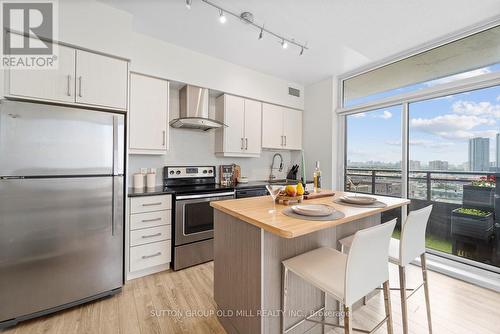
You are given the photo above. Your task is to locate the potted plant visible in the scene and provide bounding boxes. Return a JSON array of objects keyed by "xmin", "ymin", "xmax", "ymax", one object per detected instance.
[
  {"xmin": 463, "ymin": 175, "xmax": 495, "ymax": 211},
  {"xmin": 451, "ymin": 208, "xmax": 494, "ymax": 240}
]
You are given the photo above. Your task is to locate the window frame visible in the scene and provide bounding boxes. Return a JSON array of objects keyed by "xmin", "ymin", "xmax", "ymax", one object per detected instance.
[{"xmin": 337, "ymin": 20, "xmax": 500, "ymax": 275}]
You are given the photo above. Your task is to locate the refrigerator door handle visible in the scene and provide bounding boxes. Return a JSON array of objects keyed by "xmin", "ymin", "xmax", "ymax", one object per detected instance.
[{"xmin": 112, "ymin": 115, "xmax": 125, "ymax": 176}]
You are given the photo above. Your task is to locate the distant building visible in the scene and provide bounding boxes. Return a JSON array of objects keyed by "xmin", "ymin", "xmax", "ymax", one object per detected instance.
[
  {"xmin": 429, "ymin": 160, "xmax": 449, "ymax": 170},
  {"xmin": 409, "ymin": 160, "xmax": 421, "ymax": 170},
  {"xmin": 496, "ymin": 133, "xmax": 500, "ymax": 168},
  {"xmin": 468, "ymin": 137, "xmax": 490, "ymax": 172}
]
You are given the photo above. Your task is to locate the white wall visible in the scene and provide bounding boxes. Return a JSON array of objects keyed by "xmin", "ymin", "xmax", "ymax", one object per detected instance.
[
  {"xmin": 58, "ymin": 0, "xmax": 303, "ymax": 110},
  {"xmin": 303, "ymin": 77, "xmax": 339, "ymax": 190},
  {"xmin": 53, "ymin": 0, "xmax": 304, "ymax": 185}
]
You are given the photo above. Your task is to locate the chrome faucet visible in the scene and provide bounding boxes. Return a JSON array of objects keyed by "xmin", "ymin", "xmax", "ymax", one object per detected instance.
[{"xmin": 269, "ymin": 153, "xmax": 283, "ymax": 181}]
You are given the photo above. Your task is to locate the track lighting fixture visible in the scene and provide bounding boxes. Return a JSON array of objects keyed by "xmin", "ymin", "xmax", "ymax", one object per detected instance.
[
  {"xmin": 218, "ymin": 9, "xmax": 226, "ymax": 24},
  {"xmin": 194, "ymin": 0, "xmax": 308, "ymax": 55},
  {"xmin": 185, "ymin": 0, "xmax": 192, "ymax": 9}
]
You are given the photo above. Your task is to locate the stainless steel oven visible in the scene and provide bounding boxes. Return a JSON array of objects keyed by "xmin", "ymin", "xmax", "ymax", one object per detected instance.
[{"xmin": 175, "ymin": 191, "xmax": 235, "ymax": 245}]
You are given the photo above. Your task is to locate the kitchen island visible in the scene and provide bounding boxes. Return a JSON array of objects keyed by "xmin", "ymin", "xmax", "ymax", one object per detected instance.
[{"xmin": 210, "ymin": 191, "xmax": 409, "ymax": 334}]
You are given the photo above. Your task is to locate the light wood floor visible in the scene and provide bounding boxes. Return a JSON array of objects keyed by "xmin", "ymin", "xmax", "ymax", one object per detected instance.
[{"xmin": 2, "ymin": 262, "xmax": 500, "ymax": 334}]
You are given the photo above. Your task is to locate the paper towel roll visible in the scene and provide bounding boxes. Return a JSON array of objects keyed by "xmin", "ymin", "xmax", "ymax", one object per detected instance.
[{"xmin": 133, "ymin": 173, "xmax": 144, "ymax": 189}]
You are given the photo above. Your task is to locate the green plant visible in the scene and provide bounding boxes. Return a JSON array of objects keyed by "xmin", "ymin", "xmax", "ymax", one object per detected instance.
[{"xmin": 455, "ymin": 208, "xmax": 491, "ymax": 217}]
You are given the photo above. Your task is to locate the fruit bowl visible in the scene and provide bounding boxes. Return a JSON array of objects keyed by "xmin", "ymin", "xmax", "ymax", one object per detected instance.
[{"xmin": 275, "ymin": 193, "xmax": 303, "ymax": 205}]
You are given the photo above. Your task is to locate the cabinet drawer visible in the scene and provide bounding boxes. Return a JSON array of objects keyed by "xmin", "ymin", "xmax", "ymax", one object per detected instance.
[
  {"xmin": 130, "ymin": 210, "xmax": 171, "ymax": 230},
  {"xmin": 130, "ymin": 195, "xmax": 171, "ymax": 214},
  {"xmin": 130, "ymin": 225, "xmax": 171, "ymax": 247},
  {"xmin": 130, "ymin": 240, "xmax": 171, "ymax": 272}
]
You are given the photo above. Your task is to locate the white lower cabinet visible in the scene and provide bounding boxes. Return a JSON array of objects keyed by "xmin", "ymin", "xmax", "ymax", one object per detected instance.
[
  {"xmin": 128, "ymin": 195, "xmax": 172, "ymax": 279},
  {"xmin": 130, "ymin": 240, "xmax": 171, "ymax": 272}
]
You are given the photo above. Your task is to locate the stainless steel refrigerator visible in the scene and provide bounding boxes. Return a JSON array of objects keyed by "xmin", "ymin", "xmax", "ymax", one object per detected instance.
[{"xmin": 0, "ymin": 100, "xmax": 125, "ymax": 327}]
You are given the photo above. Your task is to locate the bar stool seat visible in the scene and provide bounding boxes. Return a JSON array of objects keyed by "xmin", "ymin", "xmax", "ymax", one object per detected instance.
[
  {"xmin": 281, "ymin": 220, "xmax": 397, "ymax": 334},
  {"xmin": 340, "ymin": 235, "xmax": 400, "ymax": 265},
  {"xmin": 283, "ymin": 247, "xmax": 347, "ymax": 302},
  {"xmin": 338, "ymin": 205, "xmax": 434, "ymax": 334}
]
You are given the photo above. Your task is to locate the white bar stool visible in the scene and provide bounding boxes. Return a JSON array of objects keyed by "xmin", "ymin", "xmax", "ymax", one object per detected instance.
[
  {"xmin": 281, "ymin": 219, "xmax": 397, "ymax": 334},
  {"xmin": 338, "ymin": 205, "xmax": 433, "ymax": 334}
]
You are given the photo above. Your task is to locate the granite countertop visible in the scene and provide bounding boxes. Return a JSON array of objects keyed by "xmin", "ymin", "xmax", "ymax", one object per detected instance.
[
  {"xmin": 128, "ymin": 186, "xmax": 174, "ymax": 197},
  {"xmin": 128, "ymin": 180, "xmax": 314, "ymax": 197}
]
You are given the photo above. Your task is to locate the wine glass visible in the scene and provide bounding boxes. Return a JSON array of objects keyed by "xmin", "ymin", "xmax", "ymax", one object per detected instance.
[
  {"xmin": 351, "ymin": 178, "xmax": 361, "ymax": 196},
  {"xmin": 266, "ymin": 185, "xmax": 283, "ymax": 213}
]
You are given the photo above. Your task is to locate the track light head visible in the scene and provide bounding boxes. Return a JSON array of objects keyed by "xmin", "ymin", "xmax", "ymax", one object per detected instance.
[
  {"xmin": 185, "ymin": 0, "xmax": 192, "ymax": 9},
  {"xmin": 299, "ymin": 47, "xmax": 304, "ymax": 56},
  {"xmin": 219, "ymin": 9, "xmax": 226, "ymax": 23},
  {"xmin": 258, "ymin": 28, "xmax": 263, "ymax": 40},
  {"xmin": 281, "ymin": 39, "xmax": 288, "ymax": 49}
]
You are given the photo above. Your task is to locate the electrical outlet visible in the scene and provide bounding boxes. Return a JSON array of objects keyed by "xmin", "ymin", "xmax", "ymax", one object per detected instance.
[
  {"xmin": 149, "ymin": 168, "xmax": 156, "ymax": 174},
  {"xmin": 140, "ymin": 168, "xmax": 148, "ymax": 174}
]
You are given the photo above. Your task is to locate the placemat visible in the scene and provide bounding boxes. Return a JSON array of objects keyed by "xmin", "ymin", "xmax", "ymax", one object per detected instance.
[
  {"xmin": 333, "ymin": 198, "xmax": 387, "ymax": 208},
  {"xmin": 282, "ymin": 207, "xmax": 345, "ymax": 221}
]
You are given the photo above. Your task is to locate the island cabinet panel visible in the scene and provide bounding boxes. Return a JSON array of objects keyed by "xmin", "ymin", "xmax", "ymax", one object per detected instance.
[{"xmin": 214, "ymin": 208, "xmax": 382, "ymax": 334}]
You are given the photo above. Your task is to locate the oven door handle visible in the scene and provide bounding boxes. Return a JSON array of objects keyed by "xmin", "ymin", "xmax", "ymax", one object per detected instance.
[{"xmin": 176, "ymin": 191, "xmax": 235, "ymax": 200}]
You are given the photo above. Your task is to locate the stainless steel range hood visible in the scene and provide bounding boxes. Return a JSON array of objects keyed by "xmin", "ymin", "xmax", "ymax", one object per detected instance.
[{"xmin": 170, "ymin": 85, "xmax": 225, "ymax": 131}]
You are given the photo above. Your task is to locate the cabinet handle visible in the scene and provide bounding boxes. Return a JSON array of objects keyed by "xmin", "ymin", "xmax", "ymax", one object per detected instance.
[
  {"xmin": 284, "ymin": 135, "xmax": 287, "ymax": 147},
  {"xmin": 141, "ymin": 217, "xmax": 162, "ymax": 223},
  {"xmin": 162, "ymin": 130, "xmax": 166, "ymax": 146},
  {"xmin": 281, "ymin": 135, "xmax": 284, "ymax": 146},
  {"xmin": 142, "ymin": 252, "xmax": 162, "ymax": 259},
  {"xmin": 78, "ymin": 76, "xmax": 83, "ymax": 97},
  {"xmin": 141, "ymin": 232, "xmax": 162, "ymax": 239},
  {"xmin": 245, "ymin": 138, "xmax": 248, "ymax": 150},
  {"xmin": 142, "ymin": 202, "xmax": 162, "ymax": 207},
  {"xmin": 66, "ymin": 75, "xmax": 71, "ymax": 96},
  {"xmin": 241, "ymin": 138, "xmax": 244, "ymax": 150}
]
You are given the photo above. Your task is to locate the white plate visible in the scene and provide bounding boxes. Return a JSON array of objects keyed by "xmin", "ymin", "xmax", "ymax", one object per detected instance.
[
  {"xmin": 291, "ymin": 204, "xmax": 334, "ymax": 217},
  {"xmin": 340, "ymin": 195, "xmax": 377, "ymax": 205}
]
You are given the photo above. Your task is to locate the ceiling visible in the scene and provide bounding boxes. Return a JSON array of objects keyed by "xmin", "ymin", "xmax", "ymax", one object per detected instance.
[{"xmin": 100, "ymin": 0, "xmax": 500, "ymax": 85}]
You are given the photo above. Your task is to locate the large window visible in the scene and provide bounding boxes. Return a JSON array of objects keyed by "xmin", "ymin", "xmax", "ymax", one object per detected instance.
[
  {"xmin": 408, "ymin": 85, "xmax": 500, "ymax": 266},
  {"xmin": 345, "ymin": 105, "xmax": 403, "ymax": 228},
  {"xmin": 341, "ymin": 23, "xmax": 500, "ymax": 271}
]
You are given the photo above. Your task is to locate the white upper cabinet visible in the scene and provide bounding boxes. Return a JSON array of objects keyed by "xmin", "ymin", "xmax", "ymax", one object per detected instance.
[
  {"xmin": 244, "ymin": 99, "xmax": 262, "ymax": 155},
  {"xmin": 7, "ymin": 39, "xmax": 128, "ymax": 111},
  {"xmin": 283, "ymin": 108, "xmax": 302, "ymax": 150},
  {"xmin": 75, "ymin": 50, "xmax": 128, "ymax": 110},
  {"xmin": 215, "ymin": 94, "xmax": 262, "ymax": 157},
  {"xmin": 129, "ymin": 73, "xmax": 169, "ymax": 155},
  {"xmin": 262, "ymin": 103, "xmax": 302, "ymax": 150},
  {"xmin": 8, "ymin": 44, "xmax": 76, "ymax": 103},
  {"xmin": 262, "ymin": 103, "xmax": 284, "ymax": 149}
]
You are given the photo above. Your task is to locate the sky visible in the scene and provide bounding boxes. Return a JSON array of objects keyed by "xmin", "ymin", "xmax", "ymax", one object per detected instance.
[{"xmin": 346, "ymin": 64, "xmax": 500, "ymax": 167}]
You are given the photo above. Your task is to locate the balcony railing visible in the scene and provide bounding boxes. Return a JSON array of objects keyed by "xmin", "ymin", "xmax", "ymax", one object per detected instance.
[{"xmin": 345, "ymin": 167, "xmax": 500, "ymax": 270}]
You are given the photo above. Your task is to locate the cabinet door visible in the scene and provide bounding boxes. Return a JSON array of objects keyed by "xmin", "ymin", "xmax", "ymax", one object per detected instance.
[
  {"xmin": 75, "ymin": 50, "xmax": 128, "ymax": 110},
  {"xmin": 224, "ymin": 95, "xmax": 245, "ymax": 153},
  {"xmin": 244, "ymin": 99, "xmax": 262, "ymax": 154},
  {"xmin": 9, "ymin": 44, "xmax": 75, "ymax": 103},
  {"xmin": 129, "ymin": 73, "xmax": 169, "ymax": 153},
  {"xmin": 262, "ymin": 103, "xmax": 284, "ymax": 149},
  {"xmin": 283, "ymin": 108, "xmax": 302, "ymax": 150}
]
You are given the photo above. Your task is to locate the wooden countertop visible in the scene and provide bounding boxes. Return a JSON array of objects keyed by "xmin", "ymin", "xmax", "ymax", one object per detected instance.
[{"xmin": 211, "ymin": 191, "xmax": 410, "ymax": 238}]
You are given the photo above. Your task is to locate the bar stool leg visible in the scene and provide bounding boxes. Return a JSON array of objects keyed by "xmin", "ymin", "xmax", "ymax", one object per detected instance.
[
  {"xmin": 343, "ymin": 305, "xmax": 352, "ymax": 334},
  {"xmin": 421, "ymin": 254, "xmax": 433, "ymax": 334},
  {"xmin": 382, "ymin": 280, "xmax": 394, "ymax": 334},
  {"xmin": 398, "ymin": 265, "xmax": 409, "ymax": 334},
  {"xmin": 281, "ymin": 266, "xmax": 289, "ymax": 334}
]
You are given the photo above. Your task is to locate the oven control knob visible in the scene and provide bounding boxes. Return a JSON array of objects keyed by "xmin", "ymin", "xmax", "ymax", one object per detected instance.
[
  {"xmin": 203, "ymin": 170, "xmax": 207, "ymax": 174},
  {"xmin": 169, "ymin": 170, "xmax": 174, "ymax": 175},
  {"xmin": 176, "ymin": 170, "xmax": 181, "ymax": 175},
  {"xmin": 208, "ymin": 170, "xmax": 213, "ymax": 174}
]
